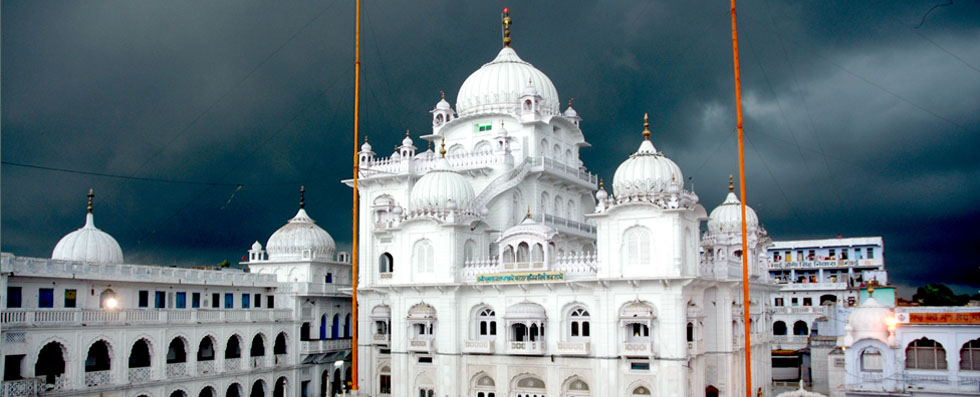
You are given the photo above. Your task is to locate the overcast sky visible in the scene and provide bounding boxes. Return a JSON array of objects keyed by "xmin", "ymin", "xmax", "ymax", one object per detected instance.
[{"xmin": 3, "ymin": 1, "xmax": 978, "ymax": 297}]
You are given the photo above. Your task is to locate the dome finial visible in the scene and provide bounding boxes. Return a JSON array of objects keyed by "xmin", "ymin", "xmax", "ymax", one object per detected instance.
[
  {"xmin": 440, "ymin": 90, "xmax": 445, "ymax": 99},
  {"xmin": 406, "ymin": 129, "xmax": 411, "ymax": 137},
  {"xmin": 642, "ymin": 113, "xmax": 651, "ymax": 140},
  {"xmin": 299, "ymin": 185, "xmax": 306, "ymax": 209},
  {"xmin": 868, "ymin": 285, "xmax": 875, "ymax": 298},
  {"xmin": 599, "ymin": 178, "xmax": 604, "ymax": 188},
  {"xmin": 729, "ymin": 174, "xmax": 734, "ymax": 192},
  {"xmin": 502, "ymin": 8, "xmax": 512, "ymax": 47},
  {"xmin": 87, "ymin": 188, "xmax": 95, "ymax": 213},
  {"xmin": 440, "ymin": 137, "xmax": 447, "ymax": 158},
  {"xmin": 568, "ymin": 97, "xmax": 574, "ymax": 108},
  {"xmin": 364, "ymin": 136, "xmax": 369, "ymax": 143}
]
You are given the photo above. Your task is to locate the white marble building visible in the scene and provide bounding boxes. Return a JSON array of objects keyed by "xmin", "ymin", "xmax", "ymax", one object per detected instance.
[
  {"xmin": 1, "ymin": 190, "xmax": 353, "ymax": 397},
  {"xmin": 349, "ymin": 14, "xmax": 776, "ymax": 397},
  {"xmin": 828, "ymin": 292, "xmax": 980, "ymax": 396}
]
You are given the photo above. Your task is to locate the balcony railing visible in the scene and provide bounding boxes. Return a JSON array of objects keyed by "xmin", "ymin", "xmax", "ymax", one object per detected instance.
[
  {"xmin": 772, "ymin": 306, "xmax": 825, "ymax": 314},
  {"xmin": 408, "ymin": 338, "xmax": 434, "ymax": 353},
  {"xmin": 621, "ymin": 341, "xmax": 653, "ymax": 357},
  {"xmin": 166, "ymin": 362, "xmax": 187, "ymax": 377},
  {"xmin": 508, "ymin": 341, "xmax": 545, "ymax": 355},
  {"xmin": 129, "ymin": 367, "xmax": 151, "ymax": 383},
  {"xmin": 301, "ymin": 339, "xmax": 352, "ymax": 354},
  {"xmin": 529, "ymin": 156, "xmax": 598, "ymax": 186},
  {"xmin": 2, "ymin": 379, "xmax": 39, "ymax": 397},
  {"xmin": 225, "ymin": 358, "xmax": 241, "ymax": 371},
  {"xmin": 84, "ymin": 370, "xmax": 110, "ymax": 387},
  {"xmin": 0, "ymin": 309, "xmax": 293, "ymax": 328},
  {"xmin": 772, "ymin": 335, "xmax": 809, "ymax": 345},
  {"xmin": 372, "ymin": 333, "xmax": 390, "ymax": 345},
  {"xmin": 274, "ymin": 353, "xmax": 288, "ymax": 367},
  {"xmin": 557, "ymin": 341, "xmax": 590, "ymax": 356},
  {"xmin": 250, "ymin": 356, "xmax": 265, "ymax": 369},
  {"xmin": 197, "ymin": 360, "xmax": 216, "ymax": 375},
  {"xmin": 463, "ymin": 339, "xmax": 495, "ymax": 354}
]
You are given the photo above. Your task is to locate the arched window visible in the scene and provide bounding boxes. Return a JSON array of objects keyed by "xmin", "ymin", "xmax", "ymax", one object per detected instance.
[
  {"xmin": 793, "ymin": 321, "xmax": 809, "ymax": 336},
  {"xmin": 225, "ymin": 336, "xmax": 241, "ymax": 359},
  {"xmin": 554, "ymin": 195, "xmax": 564, "ymax": 218},
  {"xmin": 569, "ymin": 307, "xmax": 591, "ymax": 340},
  {"xmin": 197, "ymin": 336, "xmax": 215, "ymax": 362},
  {"xmin": 345, "ymin": 313, "xmax": 352, "ymax": 338},
  {"xmin": 331, "ymin": 314, "xmax": 340, "ymax": 339},
  {"xmin": 531, "ymin": 244, "xmax": 544, "ymax": 265},
  {"xmin": 413, "ymin": 240, "xmax": 434, "ymax": 273},
  {"xmin": 906, "ymin": 338, "xmax": 947, "ymax": 369},
  {"xmin": 961, "ymin": 339, "xmax": 980, "ymax": 370},
  {"xmin": 503, "ymin": 246, "xmax": 515, "ymax": 265},
  {"xmin": 513, "ymin": 375, "xmax": 546, "ymax": 397},
  {"xmin": 632, "ymin": 385, "xmax": 652, "ymax": 395},
  {"xmin": 250, "ymin": 334, "xmax": 265, "ymax": 357},
  {"xmin": 320, "ymin": 315, "xmax": 328, "ymax": 340},
  {"xmin": 167, "ymin": 337, "xmax": 188, "ymax": 364},
  {"xmin": 35, "ymin": 342, "xmax": 66, "ymax": 385},
  {"xmin": 516, "ymin": 242, "xmax": 530, "ymax": 263},
  {"xmin": 300, "ymin": 322, "xmax": 311, "ymax": 341},
  {"xmin": 273, "ymin": 377, "xmax": 287, "ymax": 397},
  {"xmin": 773, "ymin": 321, "xmax": 787, "ymax": 335},
  {"xmin": 623, "ymin": 227, "xmax": 652, "ymax": 265},
  {"xmin": 687, "ymin": 322, "xmax": 694, "ymax": 342},
  {"xmin": 129, "ymin": 339, "xmax": 152, "ymax": 368},
  {"xmin": 567, "ymin": 199, "xmax": 575, "ymax": 220},
  {"xmin": 473, "ymin": 374, "xmax": 495, "ymax": 397},
  {"xmin": 274, "ymin": 332, "xmax": 288, "ymax": 355},
  {"xmin": 477, "ymin": 307, "xmax": 497, "ymax": 338},
  {"xmin": 861, "ymin": 347, "xmax": 883, "ymax": 372},
  {"xmin": 199, "ymin": 386, "xmax": 217, "ymax": 397},
  {"xmin": 250, "ymin": 379, "xmax": 265, "ymax": 397},
  {"xmin": 170, "ymin": 391, "xmax": 188, "ymax": 397},
  {"xmin": 378, "ymin": 366, "xmax": 392, "ymax": 395},
  {"xmin": 379, "ymin": 253, "xmax": 393, "ymax": 273},
  {"xmin": 464, "ymin": 240, "xmax": 477, "ymax": 263},
  {"xmin": 85, "ymin": 340, "xmax": 111, "ymax": 372}
]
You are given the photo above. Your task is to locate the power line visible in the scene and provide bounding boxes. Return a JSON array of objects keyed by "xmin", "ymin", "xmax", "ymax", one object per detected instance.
[{"xmin": 1, "ymin": 160, "xmax": 299, "ymax": 187}]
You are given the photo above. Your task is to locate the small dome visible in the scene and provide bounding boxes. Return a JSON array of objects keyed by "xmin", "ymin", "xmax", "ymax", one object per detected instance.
[
  {"xmin": 595, "ymin": 180, "xmax": 608, "ymax": 201},
  {"xmin": 409, "ymin": 157, "xmax": 475, "ymax": 212},
  {"xmin": 360, "ymin": 140, "xmax": 373, "ymax": 153},
  {"xmin": 504, "ymin": 301, "xmax": 547, "ymax": 320},
  {"xmin": 456, "ymin": 47, "xmax": 560, "ymax": 117},
  {"xmin": 251, "ymin": 241, "xmax": 263, "ymax": 251},
  {"xmin": 707, "ymin": 189, "xmax": 760, "ymax": 234},
  {"xmin": 402, "ymin": 134, "xmax": 414, "ymax": 147},
  {"xmin": 435, "ymin": 97, "xmax": 451, "ymax": 110},
  {"xmin": 612, "ymin": 118, "xmax": 684, "ymax": 198},
  {"xmin": 564, "ymin": 105, "xmax": 579, "ymax": 118},
  {"xmin": 522, "ymin": 80, "xmax": 538, "ymax": 97},
  {"xmin": 266, "ymin": 208, "xmax": 336, "ymax": 261},
  {"xmin": 371, "ymin": 305, "xmax": 391, "ymax": 318},
  {"xmin": 846, "ymin": 296, "xmax": 891, "ymax": 343},
  {"xmin": 499, "ymin": 216, "xmax": 558, "ymax": 242},
  {"xmin": 52, "ymin": 213, "xmax": 124, "ymax": 264}
]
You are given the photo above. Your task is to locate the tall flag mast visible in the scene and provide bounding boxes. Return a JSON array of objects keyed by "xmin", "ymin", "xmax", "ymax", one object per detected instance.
[
  {"xmin": 351, "ymin": 0, "xmax": 361, "ymax": 392},
  {"xmin": 729, "ymin": 0, "xmax": 753, "ymax": 395}
]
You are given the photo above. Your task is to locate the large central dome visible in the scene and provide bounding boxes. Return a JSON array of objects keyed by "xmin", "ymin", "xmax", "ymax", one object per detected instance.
[{"xmin": 456, "ymin": 47, "xmax": 560, "ymax": 117}]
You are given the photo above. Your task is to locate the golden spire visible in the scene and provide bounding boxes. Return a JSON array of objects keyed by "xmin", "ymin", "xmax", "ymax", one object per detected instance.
[
  {"xmin": 502, "ymin": 8, "xmax": 512, "ymax": 47},
  {"xmin": 439, "ymin": 137, "xmax": 447, "ymax": 157},
  {"xmin": 868, "ymin": 285, "xmax": 875, "ymax": 298},
  {"xmin": 364, "ymin": 136, "xmax": 369, "ymax": 143},
  {"xmin": 440, "ymin": 90, "xmax": 445, "ymax": 100},
  {"xmin": 300, "ymin": 185, "xmax": 306, "ymax": 209},
  {"xmin": 599, "ymin": 178, "xmax": 604, "ymax": 189},
  {"xmin": 87, "ymin": 189, "xmax": 94, "ymax": 213},
  {"xmin": 526, "ymin": 206, "xmax": 531, "ymax": 219},
  {"xmin": 568, "ymin": 98, "xmax": 574, "ymax": 108},
  {"xmin": 729, "ymin": 174, "xmax": 734, "ymax": 192},
  {"xmin": 406, "ymin": 129, "xmax": 410, "ymax": 137},
  {"xmin": 642, "ymin": 113, "xmax": 651, "ymax": 140}
]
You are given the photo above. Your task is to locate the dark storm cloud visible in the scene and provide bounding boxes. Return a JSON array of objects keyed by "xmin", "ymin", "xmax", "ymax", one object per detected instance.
[{"xmin": 3, "ymin": 0, "xmax": 979, "ymax": 296}]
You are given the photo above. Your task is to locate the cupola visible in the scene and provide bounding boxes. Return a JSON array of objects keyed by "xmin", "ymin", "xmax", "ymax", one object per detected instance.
[
  {"xmin": 265, "ymin": 186, "xmax": 336, "ymax": 261},
  {"xmin": 430, "ymin": 90, "xmax": 455, "ymax": 130},
  {"xmin": 52, "ymin": 189, "xmax": 124, "ymax": 264},
  {"xmin": 707, "ymin": 175, "xmax": 760, "ymax": 234},
  {"xmin": 564, "ymin": 98, "xmax": 581, "ymax": 126},
  {"xmin": 611, "ymin": 114, "xmax": 684, "ymax": 199},
  {"xmin": 409, "ymin": 139, "xmax": 476, "ymax": 213}
]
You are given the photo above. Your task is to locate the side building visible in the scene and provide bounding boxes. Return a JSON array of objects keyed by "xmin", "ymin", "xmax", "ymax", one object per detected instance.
[{"xmin": 1, "ymin": 192, "xmax": 353, "ymax": 397}]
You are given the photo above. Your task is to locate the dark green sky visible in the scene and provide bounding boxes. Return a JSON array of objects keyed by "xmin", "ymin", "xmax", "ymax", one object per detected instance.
[{"xmin": 3, "ymin": 0, "xmax": 979, "ymax": 296}]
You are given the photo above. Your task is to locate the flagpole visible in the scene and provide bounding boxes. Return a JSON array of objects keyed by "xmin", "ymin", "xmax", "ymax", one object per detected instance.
[
  {"xmin": 351, "ymin": 0, "xmax": 361, "ymax": 392},
  {"xmin": 729, "ymin": 0, "xmax": 753, "ymax": 396}
]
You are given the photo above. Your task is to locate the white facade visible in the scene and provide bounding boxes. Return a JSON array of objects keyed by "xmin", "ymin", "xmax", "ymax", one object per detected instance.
[
  {"xmin": 1, "ymin": 200, "xmax": 353, "ymax": 397},
  {"xmin": 348, "ymin": 23, "xmax": 776, "ymax": 397},
  {"xmin": 830, "ymin": 302, "xmax": 980, "ymax": 396}
]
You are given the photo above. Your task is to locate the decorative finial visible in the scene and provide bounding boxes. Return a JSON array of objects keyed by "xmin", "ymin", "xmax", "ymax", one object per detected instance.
[
  {"xmin": 439, "ymin": 137, "xmax": 446, "ymax": 157},
  {"xmin": 87, "ymin": 188, "xmax": 94, "ymax": 213},
  {"xmin": 502, "ymin": 8, "xmax": 512, "ymax": 47},
  {"xmin": 526, "ymin": 206, "xmax": 531, "ymax": 219},
  {"xmin": 868, "ymin": 285, "xmax": 875, "ymax": 298},
  {"xmin": 568, "ymin": 98, "xmax": 574, "ymax": 108},
  {"xmin": 729, "ymin": 174, "xmax": 734, "ymax": 192},
  {"xmin": 440, "ymin": 90, "xmax": 445, "ymax": 100},
  {"xmin": 599, "ymin": 178, "xmax": 604, "ymax": 188},
  {"xmin": 428, "ymin": 140, "xmax": 433, "ymax": 150},
  {"xmin": 406, "ymin": 129, "xmax": 410, "ymax": 137},
  {"xmin": 642, "ymin": 113, "xmax": 651, "ymax": 140},
  {"xmin": 364, "ymin": 136, "xmax": 369, "ymax": 143},
  {"xmin": 299, "ymin": 185, "xmax": 306, "ymax": 209}
]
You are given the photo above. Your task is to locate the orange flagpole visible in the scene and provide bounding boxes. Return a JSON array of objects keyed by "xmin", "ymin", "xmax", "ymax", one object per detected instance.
[
  {"xmin": 351, "ymin": 0, "xmax": 361, "ymax": 392},
  {"xmin": 729, "ymin": 0, "xmax": 753, "ymax": 396}
]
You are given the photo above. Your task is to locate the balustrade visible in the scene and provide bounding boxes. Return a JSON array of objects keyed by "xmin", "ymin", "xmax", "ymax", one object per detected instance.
[
  {"xmin": 129, "ymin": 367, "xmax": 151, "ymax": 383},
  {"xmin": 508, "ymin": 341, "xmax": 545, "ymax": 355},
  {"xmin": 197, "ymin": 360, "xmax": 216, "ymax": 375},
  {"xmin": 2, "ymin": 379, "xmax": 39, "ymax": 397},
  {"xmin": 274, "ymin": 354, "xmax": 288, "ymax": 366},
  {"xmin": 225, "ymin": 358, "xmax": 241, "ymax": 371},
  {"xmin": 408, "ymin": 338, "xmax": 434, "ymax": 353},
  {"xmin": 84, "ymin": 370, "xmax": 110, "ymax": 387},
  {"xmin": 621, "ymin": 341, "xmax": 653, "ymax": 357},
  {"xmin": 556, "ymin": 341, "xmax": 590, "ymax": 356},
  {"xmin": 0, "ymin": 309, "xmax": 293, "ymax": 327},
  {"xmin": 463, "ymin": 339, "xmax": 494, "ymax": 354},
  {"xmin": 166, "ymin": 362, "xmax": 187, "ymax": 377},
  {"xmin": 372, "ymin": 333, "xmax": 390, "ymax": 345}
]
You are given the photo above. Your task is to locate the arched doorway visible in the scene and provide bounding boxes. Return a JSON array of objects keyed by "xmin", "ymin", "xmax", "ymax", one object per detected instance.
[
  {"xmin": 84, "ymin": 340, "xmax": 111, "ymax": 386},
  {"xmin": 226, "ymin": 383, "xmax": 242, "ymax": 397},
  {"xmin": 320, "ymin": 370, "xmax": 329, "ymax": 397},
  {"xmin": 199, "ymin": 386, "xmax": 217, "ymax": 397},
  {"xmin": 170, "ymin": 390, "xmax": 188, "ymax": 397},
  {"xmin": 35, "ymin": 342, "xmax": 66, "ymax": 386},
  {"xmin": 129, "ymin": 338, "xmax": 152, "ymax": 382},
  {"xmin": 273, "ymin": 376, "xmax": 287, "ymax": 397},
  {"xmin": 706, "ymin": 385, "xmax": 719, "ymax": 397},
  {"xmin": 197, "ymin": 336, "xmax": 216, "ymax": 373},
  {"xmin": 250, "ymin": 379, "xmax": 265, "ymax": 397},
  {"xmin": 250, "ymin": 334, "xmax": 266, "ymax": 368}
]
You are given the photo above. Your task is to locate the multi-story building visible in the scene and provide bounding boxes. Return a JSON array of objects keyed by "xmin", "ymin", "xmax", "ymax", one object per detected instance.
[
  {"xmin": 828, "ymin": 291, "xmax": 980, "ymax": 396},
  {"xmin": 1, "ymin": 191, "xmax": 352, "ymax": 397},
  {"xmin": 767, "ymin": 237, "xmax": 887, "ymax": 385},
  {"xmin": 349, "ymin": 12, "xmax": 776, "ymax": 397}
]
